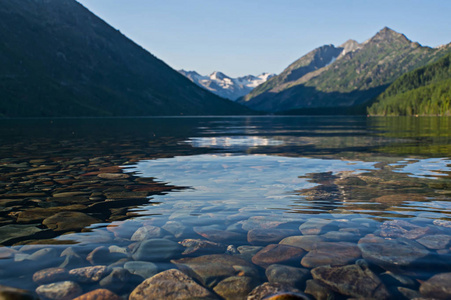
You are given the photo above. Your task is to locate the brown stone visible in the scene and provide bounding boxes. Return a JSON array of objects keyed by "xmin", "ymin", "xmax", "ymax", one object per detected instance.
[
  {"xmin": 311, "ymin": 262, "xmax": 390, "ymax": 299},
  {"xmin": 43, "ymin": 211, "xmax": 101, "ymax": 231},
  {"xmin": 252, "ymin": 244, "xmax": 306, "ymax": 268},
  {"xmin": 304, "ymin": 279, "xmax": 335, "ymax": 300},
  {"xmin": 172, "ymin": 254, "xmax": 258, "ymax": 288},
  {"xmin": 129, "ymin": 269, "xmax": 217, "ymax": 300},
  {"xmin": 373, "ymin": 194, "xmax": 426, "ymax": 205},
  {"xmin": 419, "ymin": 272, "xmax": 451, "ymax": 299},
  {"xmin": 179, "ymin": 239, "xmax": 226, "ymax": 255},
  {"xmin": 35, "ymin": 281, "xmax": 82, "ymax": 300},
  {"xmin": 33, "ymin": 268, "xmax": 70, "ymax": 284},
  {"xmin": 69, "ymin": 266, "xmax": 108, "ymax": 282},
  {"xmin": 97, "ymin": 173, "xmax": 129, "ymax": 179},
  {"xmin": 16, "ymin": 205, "xmax": 87, "ymax": 223},
  {"xmin": 240, "ymin": 216, "xmax": 293, "ymax": 231},
  {"xmin": 301, "ymin": 242, "xmax": 361, "ymax": 268},
  {"xmin": 264, "ymin": 292, "xmax": 310, "ymax": 300},
  {"xmin": 72, "ymin": 289, "xmax": 122, "ymax": 300},
  {"xmin": 52, "ymin": 192, "xmax": 90, "ymax": 198},
  {"xmin": 247, "ymin": 282, "xmax": 302, "ymax": 300},
  {"xmin": 279, "ymin": 235, "xmax": 325, "ymax": 251},
  {"xmin": 213, "ymin": 276, "xmax": 258, "ymax": 300},
  {"xmin": 0, "ymin": 284, "xmax": 39, "ymax": 300}
]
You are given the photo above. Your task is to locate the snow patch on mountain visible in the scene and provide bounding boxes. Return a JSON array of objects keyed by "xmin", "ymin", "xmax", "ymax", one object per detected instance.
[{"xmin": 179, "ymin": 70, "xmax": 275, "ymax": 100}]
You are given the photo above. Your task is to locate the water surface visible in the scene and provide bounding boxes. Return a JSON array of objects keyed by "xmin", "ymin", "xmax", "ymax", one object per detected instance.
[{"xmin": 0, "ymin": 116, "xmax": 450, "ymax": 299}]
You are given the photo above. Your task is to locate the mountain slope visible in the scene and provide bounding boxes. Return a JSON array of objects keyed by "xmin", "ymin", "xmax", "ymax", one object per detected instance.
[
  {"xmin": 240, "ymin": 27, "xmax": 451, "ymax": 113},
  {"xmin": 179, "ymin": 70, "xmax": 274, "ymax": 101},
  {"xmin": 0, "ymin": 0, "xmax": 250, "ymax": 117},
  {"xmin": 368, "ymin": 53, "xmax": 451, "ymax": 116}
]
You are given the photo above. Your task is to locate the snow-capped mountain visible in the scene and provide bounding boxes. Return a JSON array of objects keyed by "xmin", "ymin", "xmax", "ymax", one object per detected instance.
[{"xmin": 179, "ymin": 70, "xmax": 275, "ymax": 101}]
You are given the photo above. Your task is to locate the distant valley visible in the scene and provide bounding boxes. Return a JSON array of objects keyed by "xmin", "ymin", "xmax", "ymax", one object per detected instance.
[{"xmin": 179, "ymin": 70, "xmax": 274, "ymax": 101}]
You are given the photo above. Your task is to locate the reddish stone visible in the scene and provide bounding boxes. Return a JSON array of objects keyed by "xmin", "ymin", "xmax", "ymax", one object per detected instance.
[
  {"xmin": 72, "ymin": 289, "xmax": 122, "ymax": 300},
  {"xmin": 252, "ymin": 244, "xmax": 306, "ymax": 268}
]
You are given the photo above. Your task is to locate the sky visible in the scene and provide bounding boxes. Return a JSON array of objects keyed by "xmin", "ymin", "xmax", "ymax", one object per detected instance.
[{"xmin": 77, "ymin": 0, "xmax": 451, "ymax": 77}]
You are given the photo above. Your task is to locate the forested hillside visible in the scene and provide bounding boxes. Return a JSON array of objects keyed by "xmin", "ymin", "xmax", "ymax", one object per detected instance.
[{"xmin": 368, "ymin": 53, "xmax": 451, "ymax": 116}]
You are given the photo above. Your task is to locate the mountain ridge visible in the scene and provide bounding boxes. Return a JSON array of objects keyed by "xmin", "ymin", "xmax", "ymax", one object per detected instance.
[
  {"xmin": 0, "ymin": 0, "xmax": 251, "ymax": 117},
  {"xmin": 240, "ymin": 27, "xmax": 451, "ymax": 113},
  {"xmin": 179, "ymin": 70, "xmax": 275, "ymax": 101}
]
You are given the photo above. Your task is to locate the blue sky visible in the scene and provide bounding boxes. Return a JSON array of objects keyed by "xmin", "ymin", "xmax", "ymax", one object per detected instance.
[{"xmin": 77, "ymin": 0, "xmax": 451, "ymax": 77}]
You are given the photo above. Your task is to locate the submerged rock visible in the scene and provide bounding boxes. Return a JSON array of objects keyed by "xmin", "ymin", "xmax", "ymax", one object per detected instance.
[
  {"xmin": 131, "ymin": 225, "xmax": 166, "ymax": 241},
  {"xmin": 416, "ymin": 234, "xmax": 451, "ymax": 250},
  {"xmin": 304, "ymin": 279, "xmax": 335, "ymax": 300},
  {"xmin": 265, "ymin": 264, "xmax": 310, "ymax": 288},
  {"xmin": 240, "ymin": 216, "xmax": 294, "ymax": 231},
  {"xmin": 124, "ymin": 261, "xmax": 159, "ymax": 280},
  {"xmin": 311, "ymin": 261, "xmax": 391, "ymax": 299},
  {"xmin": 213, "ymin": 276, "xmax": 258, "ymax": 300},
  {"xmin": 299, "ymin": 219, "xmax": 334, "ymax": 235},
  {"xmin": 358, "ymin": 235, "xmax": 429, "ymax": 271},
  {"xmin": 129, "ymin": 269, "xmax": 217, "ymax": 300},
  {"xmin": 247, "ymin": 228, "xmax": 297, "ymax": 245},
  {"xmin": 279, "ymin": 235, "xmax": 325, "ymax": 251},
  {"xmin": 33, "ymin": 267, "xmax": 70, "ymax": 284},
  {"xmin": 132, "ymin": 238, "xmax": 183, "ymax": 262},
  {"xmin": 419, "ymin": 272, "xmax": 451, "ymax": 299},
  {"xmin": 162, "ymin": 221, "xmax": 190, "ymax": 238},
  {"xmin": 179, "ymin": 239, "xmax": 227, "ymax": 255},
  {"xmin": 35, "ymin": 281, "xmax": 82, "ymax": 300},
  {"xmin": 42, "ymin": 212, "xmax": 100, "ymax": 231},
  {"xmin": 72, "ymin": 289, "xmax": 122, "ymax": 300},
  {"xmin": 379, "ymin": 219, "xmax": 431, "ymax": 239},
  {"xmin": 0, "ymin": 284, "xmax": 39, "ymax": 300},
  {"xmin": 237, "ymin": 245, "xmax": 263, "ymax": 261},
  {"xmin": 69, "ymin": 265, "xmax": 108, "ymax": 283},
  {"xmin": 0, "ymin": 224, "xmax": 43, "ymax": 245},
  {"xmin": 264, "ymin": 292, "xmax": 311, "ymax": 300},
  {"xmin": 247, "ymin": 282, "xmax": 302, "ymax": 300},
  {"xmin": 172, "ymin": 254, "xmax": 258, "ymax": 288},
  {"xmin": 194, "ymin": 226, "xmax": 245, "ymax": 243},
  {"xmin": 397, "ymin": 286, "xmax": 421, "ymax": 299},
  {"xmin": 252, "ymin": 244, "xmax": 306, "ymax": 268},
  {"xmin": 99, "ymin": 268, "xmax": 130, "ymax": 292},
  {"xmin": 301, "ymin": 242, "xmax": 361, "ymax": 268}
]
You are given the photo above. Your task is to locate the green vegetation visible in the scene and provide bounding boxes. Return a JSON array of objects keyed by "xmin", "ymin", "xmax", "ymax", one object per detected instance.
[
  {"xmin": 241, "ymin": 27, "xmax": 451, "ymax": 113},
  {"xmin": 368, "ymin": 54, "xmax": 451, "ymax": 116}
]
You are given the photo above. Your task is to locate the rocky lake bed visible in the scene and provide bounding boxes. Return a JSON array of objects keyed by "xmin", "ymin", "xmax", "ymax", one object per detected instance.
[{"xmin": 0, "ymin": 116, "xmax": 450, "ymax": 299}]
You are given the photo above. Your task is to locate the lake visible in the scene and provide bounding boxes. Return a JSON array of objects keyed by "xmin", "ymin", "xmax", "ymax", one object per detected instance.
[{"xmin": 0, "ymin": 116, "xmax": 450, "ymax": 299}]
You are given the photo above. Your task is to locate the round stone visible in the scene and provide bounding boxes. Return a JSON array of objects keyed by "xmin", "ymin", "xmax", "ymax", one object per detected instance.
[
  {"xmin": 132, "ymin": 238, "xmax": 182, "ymax": 262},
  {"xmin": 35, "ymin": 281, "xmax": 82, "ymax": 300},
  {"xmin": 252, "ymin": 244, "xmax": 306, "ymax": 268},
  {"xmin": 129, "ymin": 269, "xmax": 216, "ymax": 300},
  {"xmin": 420, "ymin": 272, "xmax": 451, "ymax": 299},
  {"xmin": 358, "ymin": 235, "xmax": 429, "ymax": 270}
]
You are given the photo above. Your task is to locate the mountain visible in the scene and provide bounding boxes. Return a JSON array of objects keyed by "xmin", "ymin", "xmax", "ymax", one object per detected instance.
[
  {"xmin": 0, "ymin": 0, "xmax": 251, "ymax": 117},
  {"xmin": 368, "ymin": 53, "xmax": 451, "ymax": 116},
  {"xmin": 179, "ymin": 70, "xmax": 275, "ymax": 101},
  {"xmin": 240, "ymin": 27, "xmax": 451, "ymax": 113}
]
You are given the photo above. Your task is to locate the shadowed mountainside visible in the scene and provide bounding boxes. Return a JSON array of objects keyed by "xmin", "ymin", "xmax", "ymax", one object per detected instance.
[{"xmin": 0, "ymin": 0, "xmax": 251, "ymax": 117}]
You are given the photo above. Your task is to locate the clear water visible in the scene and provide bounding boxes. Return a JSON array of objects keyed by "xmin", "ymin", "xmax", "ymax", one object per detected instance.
[{"xmin": 0, "ymin": 116, "xmax": 450, "ymax": 299}]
